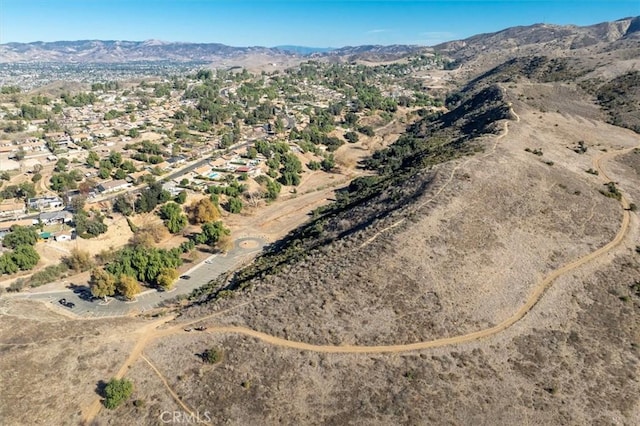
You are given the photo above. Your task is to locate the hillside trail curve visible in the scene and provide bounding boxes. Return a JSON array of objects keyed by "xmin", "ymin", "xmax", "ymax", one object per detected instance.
[{"xmin": 82, "ymin": 107, "xmax": 639, "ymax": 423}]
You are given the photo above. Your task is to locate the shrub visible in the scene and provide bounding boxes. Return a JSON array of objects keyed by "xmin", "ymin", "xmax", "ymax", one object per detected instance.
[
  {"xmin": 62, "ymin": 248, "xmax": 93, "ymax": 272},
  {"xmin": 202, "ymin": 348, "xmax": 222, "ymax": 364},
  {"xmin": 29, "ymin": 264, "xmax": 68, "ymax": 287},
  {"xmin": 600, "ymin": 182, "xmax": 622, "ymax": 200},
  {"xmin": 227, "ymin": 197, "xmax": 243, "ymax": 214},
  {"xmin": 7, "ymin": 280, "xmax": 25, "ymax": 292},
  {"xmin": 103, "ymin": 378, "xmax": 134, "ymax": 409}
]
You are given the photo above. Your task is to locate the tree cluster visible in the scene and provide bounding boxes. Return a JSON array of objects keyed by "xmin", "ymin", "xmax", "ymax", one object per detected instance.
[
  {"xmin": 0, "ymin": 226, "xmax": 40, "ymax": 275},
  {"xmin": 74, "ymin": 209, "xmax": 108, "ymax": 238}
]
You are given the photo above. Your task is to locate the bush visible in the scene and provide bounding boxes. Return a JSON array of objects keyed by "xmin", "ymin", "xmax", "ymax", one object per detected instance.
[
  {"xmin": 7, "ymin": 280, "xmax": 25, "ymax": 292},
  {"xmin": 202, "ymin": 348, "xmax": 222, "ymax": 364},
  {"xmin": 227, "ymin": 197, "xmax": 243, "ymax": 214},
  {"xmin": 62, "ymin": 248, "xmax": 93, "ymax": 272},
  {"xmin": 600, "ymin": 182, "xmax": 622, "ymax": 200},
  {"xmin": 103, "ymin": 378, "xmax": 134, "ymax": 409},
  {"xmin": 29, "ymin": 264, "xmax": 68, "ymax": 287}
]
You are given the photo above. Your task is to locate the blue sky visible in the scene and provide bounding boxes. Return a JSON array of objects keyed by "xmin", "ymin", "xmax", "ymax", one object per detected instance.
[{"xmin": 1, "ymin": 1, "xmax": 639, "ymax": 47}]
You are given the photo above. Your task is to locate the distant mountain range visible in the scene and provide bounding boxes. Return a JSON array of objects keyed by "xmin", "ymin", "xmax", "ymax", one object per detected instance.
[
  {"xmin": 0, "ymin": 39, "xmax": 425, "ymax": 64},
  {"xmin": 0, "ymin": 16, "xmax": 638, "ymax": 64}
]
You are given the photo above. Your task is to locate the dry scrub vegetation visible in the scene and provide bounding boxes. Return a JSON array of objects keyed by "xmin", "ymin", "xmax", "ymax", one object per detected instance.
[{"xmin": 0, "ymin": 300, "xmax": 146, "ymax": 425}]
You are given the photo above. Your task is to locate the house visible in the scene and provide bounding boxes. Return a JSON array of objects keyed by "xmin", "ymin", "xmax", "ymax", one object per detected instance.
[
  {"xmin": 71, "ymin": 133, "xmax": 93, "ymax": 144},
  {"xmin": 162, "ymin": 182, "xmax": 182, "ymax": 196},
  {"xmin": 39, "ymin": 211, "xmax": 73, "ymax": 225},
  {"xmin": 28, "ymin": 196, "xmax": 63, "ymax": 211},
  {"xmin": 97, "ymin": 179, "xmax": 131, "ymax": 194},
  {"xmin": 0, "ymin": 200, "xmax": 26, "ymax": 219},
  {"xmin": 167, "ymin": 156, "xmax": 186, "ymax": 167},
  {"xmin": 54, "ymin": 232, "xmax": 73, "ymax": 242},
  {"xmin": 127, "ymin": 170, "xmax": 151, "ymax": 184},
  {"xmin": 156, "ymin": 161, "xmax": 171, "ymax": 171},
  {"xmin": 192, "ymin": 165, "xmax": 211, "ymax": 177},
  {"xmin": 210, "ymin": 157, "xmax": 227, "ymax": 169}
]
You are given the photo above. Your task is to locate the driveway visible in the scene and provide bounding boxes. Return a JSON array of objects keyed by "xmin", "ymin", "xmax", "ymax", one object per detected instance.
[{"xmin": 7, "ymin": 237, "xmax": 266, "ymax": 318}]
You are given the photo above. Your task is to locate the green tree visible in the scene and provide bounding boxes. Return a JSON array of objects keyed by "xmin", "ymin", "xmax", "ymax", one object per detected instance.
[
  {"xmin": 55, "ymin": 158, "xmax": 69, "ymax": 172},
  {"xmin": 3, "ymin": 226, "xmax": 38, "ymax": 249},
  {"xmin": 159, "ymin": 202, "xmax": 187, "ymax": 234},
  {"xmin": 279, "ymin": 153, "xmax": 302, "ymax": 186},
  {"xmin": 199, "ymin": 221, "xmax": 230, "ymax": 248},
  {"xmin": 265, "ymin": 178, "xmax": 281, "ymax": 201},
  {"xmin": 246, "ymin": 147, "xmax": 258, "ymax": 159},
  {"xmin": 103, "ymin": 378, "xmax": 134, "ymax": 409},
  {"xmin": 227, "ymin": 197, "xmax": 243, "ymax": 214},
  {"xmin": 113, "ymin": 168, "xmax": 127, "ymax": 180},
  {"xmin": 10, "ymin": 245, "xmax": 40, "ymax": 270},
  {"xmin": 321, "ymin": 155, "xmax": 336, "ymax": 172},
  {"xmin": 344, "ymin": 131, "xmax": 359, "ymax": 143},
  {"xmin": 50, "ymin": 173, "xmax": 76, "ymax": 192},
  {"xmin": 174, "ymin": 190, "xmax": 187, "ymax": 204},
  {"xmin": 108, "ymin": 151, "xmax": 123, "ymax": 168},
  {"xmin": 0, "ymin": 255, "xmax": 18, "ymax": 275},
  {"xmin": 18, "ymin": 182, "xmax": 36, "ymax": 199},
  {"xmin": 89, "ymin": 268, "xmax": 116, "ymax": 300},
  {"xmin": 98, "ymin": 167, "xmax": 111, "ymax": 179},
  {"xmin": 86, "ymin": 151, "xmax": 100, "ymax": 167},
  {"xmin": 113, "ymin": 195, "xmax": 134, "ymax": 216},
  {"xmin": 74, "ymin": 210, "xmax": 108, "ymax": 238}
]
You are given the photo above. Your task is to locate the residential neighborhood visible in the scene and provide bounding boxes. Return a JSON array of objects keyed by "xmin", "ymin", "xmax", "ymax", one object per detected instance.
[{"xmin": 0, "ymin": 55, "xmax": 443, "ymax": 296}]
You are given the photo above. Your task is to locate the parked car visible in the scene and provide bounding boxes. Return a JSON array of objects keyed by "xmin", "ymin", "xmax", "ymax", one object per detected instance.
[
  {"xmin": 58, "ymin": 298, "xmax": 75, "ymax": 309},
  {"xmin": 180, "ymin": 275, "xmax": 191, "ymax": 280}
]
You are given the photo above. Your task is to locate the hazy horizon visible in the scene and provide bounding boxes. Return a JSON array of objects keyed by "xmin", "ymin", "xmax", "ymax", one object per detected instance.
[{"xmin": 2, "ymin": 1, "xmax": 639, "ymax": 47}]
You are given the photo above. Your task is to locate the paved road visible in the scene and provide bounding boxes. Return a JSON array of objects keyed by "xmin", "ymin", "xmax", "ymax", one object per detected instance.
[
  {"xmin": 8, "ymin": 237, "xmax": 265, "ymax": 318},
  {"xmin": 87, "ymin": 139, "xmax": 253, "ymax": 205}
]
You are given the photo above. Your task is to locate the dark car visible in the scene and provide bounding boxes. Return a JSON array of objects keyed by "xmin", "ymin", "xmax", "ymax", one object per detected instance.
[
  {"xmin": 78, "ymin": 290, "xmax": 97, "ymax": 301},
  {"xmin": 58, "ymin": 298, "xmax": 75, "ymax": 309},
  {"xmin": 180, "ymin": 275, "xmax": 191, "ymax": 280}
]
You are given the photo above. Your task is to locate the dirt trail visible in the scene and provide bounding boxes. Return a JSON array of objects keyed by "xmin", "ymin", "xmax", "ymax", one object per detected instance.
[
  {"xmin": 81, "ymin": 106, "xmax": 639, "ymax": 423},
  {"xmin": 141, "ymin": 354, "xmax": 195, "ymax": 415},
  {"xmin": 80, "ymin": 295, "xmax": 278, "ymax": 424},
  {"xmin": 80, "ymin": 317, "xmax": 173, "ymax": 424},
  {"xmin": 195, "ymin": 143, "xmax": 634, "ymax": 355}
]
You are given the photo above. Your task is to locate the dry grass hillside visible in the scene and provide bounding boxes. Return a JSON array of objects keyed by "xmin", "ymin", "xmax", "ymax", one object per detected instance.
[{"xmin": 93, "ymin": 84, "xmax": 640, "ymax": 425}]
